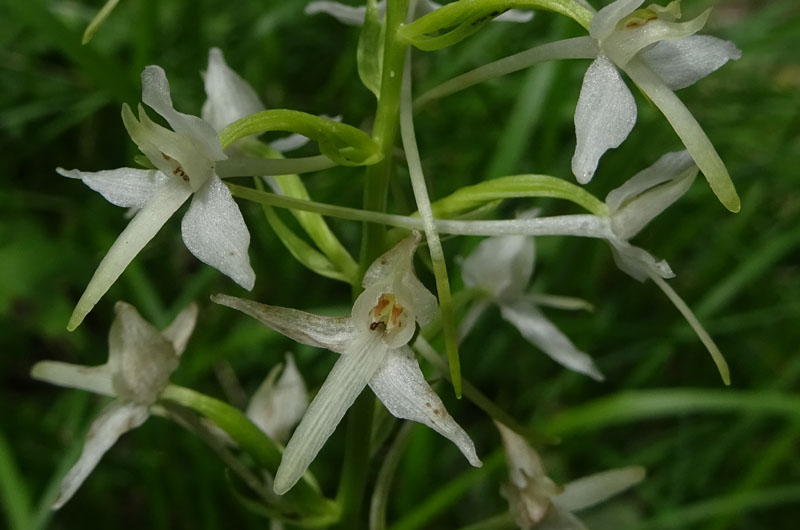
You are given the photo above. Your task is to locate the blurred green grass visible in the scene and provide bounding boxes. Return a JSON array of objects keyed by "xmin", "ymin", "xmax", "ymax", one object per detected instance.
[{"xmin": 1, "ymin": 0, "xmax": 799, "ymax": 528}]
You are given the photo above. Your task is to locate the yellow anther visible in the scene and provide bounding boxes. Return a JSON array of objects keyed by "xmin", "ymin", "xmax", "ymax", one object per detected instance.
[{"xmin": 370, "ymin": 293, "xmax": 405, "ymax": 332}]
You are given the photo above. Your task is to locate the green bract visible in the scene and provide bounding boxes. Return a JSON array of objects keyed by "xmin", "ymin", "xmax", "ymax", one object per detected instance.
[
  {"xmin": 430, "ymin": 174, "xmax": 609, "ymax": 218},
  {"xmin": 399, "ymin": 0, "xmax": 593, "ymax": 51},
  {"xmin": 219, "ymin": 109, "xmax": 383, "ymax": 166}
]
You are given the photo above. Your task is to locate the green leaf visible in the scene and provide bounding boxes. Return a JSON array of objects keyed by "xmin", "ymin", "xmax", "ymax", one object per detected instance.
[
  {"xmin": 398, "ymin": 0, "xmax": 593, "ymax": 51},
  {"xmin": 219, "ymin": 110, "xmax": 382, "ymax": 166},
  {"xmin": 261, "ymin": 201, "xmax": 351, "ymax": 283},
  {"xmin": 357, "ymin": 0, "xmax": 385, "ymax": 98},
  {"xmin": 82, "ymin": 0, "xmax": 123, "ymax": 44},
  {"xmin": 5, "ymin": 0, "xmax": 136, "ymax": 102},
  {"xmin": 430, "ymin": 174, "xmax": 609, "ymax": 218},
  {"xmin": 544, "ymin": 389, "xmax": 800, "ymax": 437},
  {"xmin": 242, "ymin": 140, "xmax": 359, "ymax": 284},
  {"xmin": 0, "ymin": 432, "xmax": 33, "ymax": 530}
]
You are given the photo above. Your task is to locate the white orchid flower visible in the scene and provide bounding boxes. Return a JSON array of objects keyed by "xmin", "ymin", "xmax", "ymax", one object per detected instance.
[
  {"xmin": 306, "ymin": 0, "xmax": 533, "ymax": 26},
  {"xmin": 60, "ymin": 59, "xmax": 255, "ymax": 331},
  {"xmin": 572, "ymin": 0, "xmax": 741, "ymax": 211},
  {"xmin": 461, "ymin": 231, "xmax": 604, "ymax": 381},
  {"xmin": 213, "ymin": 231, "xmax": 481, "ymax": 495},
  {"xmin": 496, "ymin": 422, "xmax": 645, "ymax": 530},
  {"xmin": 31, "ymin": 301, "xmax": 198, "ymax": 509},
  {"xmin": 246, "ymin": 354, "xmax": 309, "ymax": 444},
  {"xmin": 602, "ymin": 149, "xmax": 696, "ymax": 282}
]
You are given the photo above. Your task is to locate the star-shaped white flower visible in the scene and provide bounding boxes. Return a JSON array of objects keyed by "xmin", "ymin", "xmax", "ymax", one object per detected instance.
[
  {"xmin": 213, "ymin": 232, "xmax": 481, "ymax": 494},
  {"xmin": 572, "ymin": 0, "xmax": 741, "ymax": 211},
  {"xmin": 60, "ymin": 58, "xmax": 255, "ymax": 330},
  {"xmin": 31, "ymin": 301, "xmax": 198, "ymax": 508},
  {"xmin": 496, "ymin": 422, "xmax": 645, "ymax": 529},
  {"xmin": 305, "ymin": 0, "xmax": 533, "ymax": 26},
  {"xmin": 461, "ymin": 230, "xmax": 603, "ymax": 381}
]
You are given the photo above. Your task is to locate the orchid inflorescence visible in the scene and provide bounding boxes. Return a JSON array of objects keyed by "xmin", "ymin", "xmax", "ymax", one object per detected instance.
[{"xmin": 35, "ymin": 0, "xmax": 743, "ymax": 526}]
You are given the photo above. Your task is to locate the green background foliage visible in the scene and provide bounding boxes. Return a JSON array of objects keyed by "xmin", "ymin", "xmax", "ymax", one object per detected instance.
[{"xmin": 1, "ymin": 0, "xmax": 799, "ymax": 528}]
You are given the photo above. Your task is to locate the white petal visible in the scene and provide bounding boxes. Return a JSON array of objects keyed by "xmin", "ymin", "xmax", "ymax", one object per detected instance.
[
  {"xmin": 499, "ymin": 298, "xmax": 604, "ymax": 381},
  {"xmin": 590, "ymin": 0, "xmax": 644, "ymax": 42},
  {"xmin": 161, "ymin": 302, "xmax": 199, "ymax": 356},
  {"xmin": 31, "ymin": 361, "xmax": 115, "ymax": 397},
  {"xmin": 211, "ymin": 294, "xmax": 358, "ymax": 354},
  {"xmin": 572, "ymin": 55, "xmax": 637, "ymax": 184},
  {"xmin": 201, "ymin": 48, "xmax": 265, "ymax": 132},
  {"xmin": 274, "ymin": 334, "xmax": 388, "ymax": 494},
  {"xmin": 362, "ymin": 231, "xmax": 421, "ymax": 289},
  {"xmin": 268, "ymin": 133, "xmax": 311, "ymax": 153},
  {"xmin": 52, "ymin": 402, "xmax": 149, "ymax": 509},
  {"xmin": 495, "ymin": 422, "xmax": 550, "ymax": 490},
  {"xmin": 621, "ymin": 57, "xmax": 740, "ymax": 212},
  {"xmin": 305, "ymin": 1, "xmax": 371, "ymax": 26},
  {"xmin": 461, "ymin": 235, "xmax": 534, "ymax": 302},
  {"xmin": 399, "ymin": 268, "xmax": 439, "ymax": 328},
  {"xmin": 553, "ymin": 466, "xmax": 646, "ymax": 512},
  {"xmin": 246, "ymin": 354, "xmax": 308, "ymax": 443},
  {"xmin": 603, "ymin": 8, "xmax": 711, "ymax": 67},
  {"xmin": 608, "ymin": 151, "xmax": 696, "ymax": 240},
  {"xmin": 67, "ymin": 178, "xmax": 192, "ymax": 331},
  {"xmin": 122, "ymin": 104, "xmax": 216, "ymax": 192},
  {"xmin": 495, "ymin": 9, "xmax": 534, "ymax": 23},
  {"xmin": 181, "ymin": 175, "xmax": 255, "ymax": 290},
  {"xmin": 538, "ymin": 508, "xmax": 589, "ymax": 530},
  {"xmin": 606, "ymin": 151, "xmax": 694, "ymax": 211},
  {"xmin": 608, "ymin": 238, "xmax": 674, "ymax": 282},
  {"xmin": 57, "ymin": 167, "xmax": 167, "ymax": 209},
  {"xmin": 141, "ymin": 65, "xmax": 227, "ymax": 161},
  {"xmin": 108, "ymin": 302, "xmax": 179, "ymax": 405},
  {"xmin": 361, "ymin": 231, "xmax": 437, "ymax": 329},
  {"xmin": 369, "ymin": 346, "xmax": 481, "ymax": 467},
  {"xmin": 641, "ymin": 35, "xmax": 741, "ymax": 90}
]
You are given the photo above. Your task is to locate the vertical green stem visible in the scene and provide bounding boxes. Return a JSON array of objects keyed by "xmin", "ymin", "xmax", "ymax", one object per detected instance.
[
  {"xmin": 334, "ymin": 391, "xmax": 376, "ymax": 529},
  {"xmin": 360, "ymin": 0, "xmax": 411, "ymax": 268},
  {"xmin": 338, "ymin": 2, "xmax": 411, "ymax": 528}
]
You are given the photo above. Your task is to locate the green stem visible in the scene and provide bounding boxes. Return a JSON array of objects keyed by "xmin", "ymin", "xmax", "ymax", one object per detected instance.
[
  {"xmin": 335, "ymin": 391, "xmax": 376, "ymax": 529},
  {"xmin": 369, "ymin": 423, "xmax": 414, "ymax": 530},
  {"xmin": 360, "ymin": 0, "xmax": 411, "ymax": 268},
  {"xmin": 338, "ymin": 2, "xmax": 411, "ymax": 528}
]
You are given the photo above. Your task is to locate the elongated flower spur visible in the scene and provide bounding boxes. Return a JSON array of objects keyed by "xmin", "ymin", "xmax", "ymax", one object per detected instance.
[
  {"xmin": 496, "ymin": 422, "xmax": 645, "ymax": 529},
  {"xmin": 573, "ymin": 0, "xmax": 741, "ymax": 211},
  {"xmin": 60, "ymin": 59, "xmax": 255, "ymax": 331},
  {"xmin": 31, "ymin": 302, "xmax": 198, "ymax": 508},
  {"xmin": 461, "ymin": 231, "xmax": 603, "ymax": 380},
  {"xmin": 213, "ymin": 232, "xmax": 481, "ymax": 494}
]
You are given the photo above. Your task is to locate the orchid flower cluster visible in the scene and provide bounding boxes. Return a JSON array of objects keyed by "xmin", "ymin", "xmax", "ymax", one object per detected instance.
[{"xmin": 35, "ymin": 0, "xmax": 743, "ymax": 527}]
